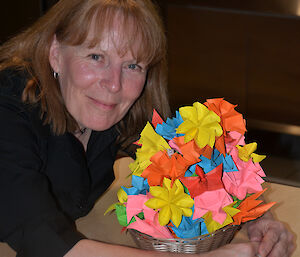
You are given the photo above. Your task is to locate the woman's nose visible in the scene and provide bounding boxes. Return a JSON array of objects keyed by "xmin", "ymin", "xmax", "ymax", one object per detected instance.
[{"xmin": 99, "ymin": 65, "xmax": 122, "ymax": 93}]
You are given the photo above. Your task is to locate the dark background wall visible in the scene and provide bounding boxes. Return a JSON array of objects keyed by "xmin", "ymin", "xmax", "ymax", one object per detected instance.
[{"xmin": 0, "ymin": 0, "xmax": 58, "ymax": 43}]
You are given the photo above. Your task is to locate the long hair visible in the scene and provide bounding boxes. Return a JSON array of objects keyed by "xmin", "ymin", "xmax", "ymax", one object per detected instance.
[{"xmin": 0, "ymin": 0, "xmax": 170, "ymax": 149}]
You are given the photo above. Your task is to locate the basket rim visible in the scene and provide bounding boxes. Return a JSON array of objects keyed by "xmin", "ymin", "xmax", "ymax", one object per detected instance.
[{"xmin": 128, "ymin": 224, "xmax": 241, "ymax": 242}]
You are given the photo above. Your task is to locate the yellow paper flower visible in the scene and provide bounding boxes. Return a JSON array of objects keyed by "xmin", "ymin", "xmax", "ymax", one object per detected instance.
[
  {"xmin": 129, "ymin": 122, "xmax": 170, "ymax": 176},
  {"xmin": 202, "ymin": 203, "xmax": 240, "ymax": 233},
  {"xmin": 236, "ymin": 142, "xmax": 266, "ymax": 163},
  {"xmin": 104, "ymin": 188, "xmax": 127, "ymax": 215},
  {"xmin": 117, "ymin": 188, "xmax": 128, "ymax": 204},
  {"xmin": 145, "ymin": 178, "xmax": 194, "ymax": 227},
  {"xmin": 177, "ymin": 102, "xmax": 223, "ymax": 148}
]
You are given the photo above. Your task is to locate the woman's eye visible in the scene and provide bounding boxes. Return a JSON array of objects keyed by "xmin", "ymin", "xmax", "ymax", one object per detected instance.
[
  {"xmin": 128, "ymin": 63, "xmax": 142, "ymax": 71},
  {"xmin": 89, "ymin": 54, "xmax": 102, "ymax": 61}
]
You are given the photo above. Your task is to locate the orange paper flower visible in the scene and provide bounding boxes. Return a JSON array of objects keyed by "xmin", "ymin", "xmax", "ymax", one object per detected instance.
[{"xmin": 232, "ymin": 189, "xmax": 276, "ymax": 225}]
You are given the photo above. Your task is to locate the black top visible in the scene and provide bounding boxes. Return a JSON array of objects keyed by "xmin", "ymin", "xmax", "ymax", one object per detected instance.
[{"xmin": 0, "ymin": 69, "xmax": 120, "ymax": 257}]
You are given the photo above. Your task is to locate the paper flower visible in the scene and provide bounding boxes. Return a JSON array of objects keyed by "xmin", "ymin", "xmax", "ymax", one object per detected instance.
[
  {"xmin": 155, "ymin": 111, "xmax": 184, "ymax": 140},
  {"xmin": 193, "ymin": 187, "xmax": 233, "ymax": 224},
  {"xmin": 232, "ymin": 189, "xmax": 276, "ymax": 225},
  {"xmin": 180, "ymin": 165, "xmax": 224, "ymax": 198},
  {"xmin": 129, "ymin": 122, "xmax": 170, "ymax": 176},
  {"xmin": 222, "ymin": 147, "xmax": 266, "ymax": 200},
  {"xmin": 142, "ymin": 150, "xmax": 191, "ymax": 186},
  {"xmin": 169, "ymin": 216, "xmax": 208, "ymax": 238},
  {"xmin": 127, "ymin": 214, "xmax": 173, "ymax": 239},
  {"xmin": 142, "ymin": 137, "xmax": 202, "ymax": 186},
  {"xmin": 177, "ymin": 102, "xmax": 223, "ymax": 148},
  {"xmin": 204, "ymin": 98, "xmax": 246, "ymax": 135},
  {"xmin": 145, "ymin": 178, "xmax": 194, "ymax": 227},
  {"xmin": 122, "ymin": 175, "xmax": 149, "ymax": 196},
  {"xmin": 236, "ymin": 142, "xmax": 266, "ymax": 163},
  {"xmin": 202, "ymin": 203, "xmax": 240, "ymax": 233}
]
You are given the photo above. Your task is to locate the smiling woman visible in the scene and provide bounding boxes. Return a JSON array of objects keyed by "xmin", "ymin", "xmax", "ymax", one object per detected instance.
[
  {"xmin": 0, "ymin": 0, "xmax": 170, "ymax": 256},
  {"xmin": 48, "ymin": 16, "xmax": 147, "ymax": 133},
  {"xmin": 0, "ymin": 0, "xmax": 294, "ymax": 257}
]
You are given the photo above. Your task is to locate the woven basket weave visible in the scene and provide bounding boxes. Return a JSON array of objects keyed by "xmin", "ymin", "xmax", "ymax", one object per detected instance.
[{"xmin": 128, "ymin": 225, "xmax": 241, "ymax": 254}]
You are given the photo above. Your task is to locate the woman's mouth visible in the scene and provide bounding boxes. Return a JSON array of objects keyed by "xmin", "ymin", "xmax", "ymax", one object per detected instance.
[{"xmin": 88, "ymin": 96, "xmax": 116, "ymax": 110}]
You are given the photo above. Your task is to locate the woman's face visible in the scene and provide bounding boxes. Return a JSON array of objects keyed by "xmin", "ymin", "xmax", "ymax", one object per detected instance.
[{"xmin": 49, "ymin": 22, "xmax": 147, "ymax": 131}]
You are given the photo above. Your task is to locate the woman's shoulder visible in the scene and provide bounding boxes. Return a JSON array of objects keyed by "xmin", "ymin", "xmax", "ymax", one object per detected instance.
[
  {"xmin": 0, "ymin": 67, "xmax": 50, "ymax": 137},
  {"xmin": 0, "ymin": 67, "xmax": 29, "ymax": 100}
]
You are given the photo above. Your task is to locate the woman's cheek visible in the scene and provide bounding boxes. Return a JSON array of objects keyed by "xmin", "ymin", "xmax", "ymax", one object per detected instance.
[{"xmin": 72, "ymin": 63, "xmax": 99, "ymax": 89}]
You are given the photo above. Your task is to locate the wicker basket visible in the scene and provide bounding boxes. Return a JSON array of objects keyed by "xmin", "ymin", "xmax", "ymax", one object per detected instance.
[{"xmin": 128, "ymin": 225, "xmax": 241, "ymax": 254}]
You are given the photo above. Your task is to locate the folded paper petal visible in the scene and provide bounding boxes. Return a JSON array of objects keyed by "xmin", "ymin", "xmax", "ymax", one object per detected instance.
[
  {"xmin": 152, "ymin": 109, "xmax": 164, "ymax": 129},
  {"xmin": 225, "ymin": 131, "xmax": 245, "ymax": 153}
]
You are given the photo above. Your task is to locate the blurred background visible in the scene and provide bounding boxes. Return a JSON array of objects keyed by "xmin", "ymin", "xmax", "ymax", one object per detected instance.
[{"xmin": 1, "ymin": 0, "xmax": 300, "ymax": 186}]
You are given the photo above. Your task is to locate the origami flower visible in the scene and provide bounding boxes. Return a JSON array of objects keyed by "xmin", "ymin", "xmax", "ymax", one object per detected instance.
[
  {"xmin": 145, "ymin": 178, "xmax": 194, "ymax": 227},
  {"xmin": 204, "ymin": 98, "xmax": 246, "ymax": 135},
  {"xmin": 169, "ymin": 216, "xmax": 208, "ymax": 238},
  {"xmin": 193, "ymin": 187, "xmax": 233, "ymax": 224},
  {"xmin": 129, "ymin": 122, "xmax": 170, "ymax": 176},
  {"xmin": 232, "ymin": 189, "xmax": 276, "ymax": 225},
  {"xmin": 126, "ymin": 192, "xmax": 173, "ymax": 239},
  {"xmin": 204, "ymin": 99, "xmax": 247, "ymax": 156},
  {"xmin": 222, "ymin": 147, "xmax": 266, "ymax": 200},
  {"xmin": 202, "ymin": 203, "xmax": 240, "ymax": 233},
  {"xmin": 126, "ymin": 194, "xmax": 152, "ymax": 224},
  {"xmin": 177, "ymin": 102, "xmax": 223, "ymax": 148},
  {"xmin": 142, "ymin": 138, "xmax": 202, "ymax": 186},
  {"xmin": 170, "ymin": 136, "xmax": 203, "ymax": 164},
  {"xmin": 127, "ymin": 214, "xmax": 173, "ymax": 239},
  {"xmin": 155, "ymin": 111, "xmax": 184, "ymax": 140},
  {"xmin": 236, "ymin": 142, "xmax": 266, "ymax": 163},
  {"xmin": 122, "ymin": 175, "xmax": 149, "ymax": 196},
  {"xmin": 142, "ymin": 150, "xmax": 191, "ymax": 186},
  {"xmin": 180, "ymin": 165, "xmax": 224, "ymax": 198}
]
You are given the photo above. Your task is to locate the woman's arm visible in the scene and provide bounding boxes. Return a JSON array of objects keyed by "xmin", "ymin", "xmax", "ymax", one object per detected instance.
[{"xmin": 65, "ymin": 239, "xmax": 260, "ymax": 257}]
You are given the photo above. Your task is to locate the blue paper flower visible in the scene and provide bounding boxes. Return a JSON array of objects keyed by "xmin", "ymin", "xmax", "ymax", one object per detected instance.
[
  {"xmin": 189, "ymin": 149, "xmax": 238, "ymax": 174},
  {"xmin": 169, "ymin": 216, "xmax": 208, "ymax": 238},
  {"xmin": 155, "ymin": 111, "xmax": 184, "ymax": 140},
  {"xmin": 122, "ymin": 175, "xmax": 149, "ymax": 195}
]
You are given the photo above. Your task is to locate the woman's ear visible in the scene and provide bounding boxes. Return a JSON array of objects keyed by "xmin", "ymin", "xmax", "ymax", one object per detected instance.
[{"xmin": 49, "ymin": 35, "xmax": 61, "ymax": 73}]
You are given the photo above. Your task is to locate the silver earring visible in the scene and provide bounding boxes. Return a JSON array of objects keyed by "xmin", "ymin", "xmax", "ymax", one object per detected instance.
[{"xmin": 53, "ymin": 71, "xmax": 59, "ymax": 79}]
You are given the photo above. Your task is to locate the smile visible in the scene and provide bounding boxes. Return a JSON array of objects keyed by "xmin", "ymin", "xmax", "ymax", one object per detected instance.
[{"xmin": 88, "ymin": 96, "xmax": 116, "ymax": 110}]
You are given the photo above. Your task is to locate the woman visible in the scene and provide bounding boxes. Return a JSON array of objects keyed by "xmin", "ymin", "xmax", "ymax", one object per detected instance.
[{"xmin": 0, "ymin": 0, "xmax": 294, "ymax": 257}]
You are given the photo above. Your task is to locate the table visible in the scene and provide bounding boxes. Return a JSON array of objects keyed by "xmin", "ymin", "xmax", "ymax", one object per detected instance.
[{"xmin": 0, "ymin": 157, "xmax": 298, "ymax": 256}]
